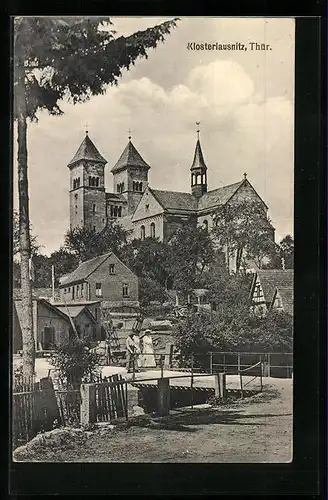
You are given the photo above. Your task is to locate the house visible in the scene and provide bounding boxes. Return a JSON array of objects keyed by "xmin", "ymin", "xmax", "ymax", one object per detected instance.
[
  {"xmin": 269, "ymin": 286, "xmax": 294, "ymax": 316},
  {"xmin": 67, "ymin": 130, "xmax": 274, "ymax": 272},
  {"xmin": 14, "ymin": 298, "xmax": 72, "ymax": 351},
  {"xmin": 249, "ymin": 269, "xmax": 294, "ymax": 316},
  {"xmin": 58, "ymin": 252, "xmax": 140, "ymax": 330},
  {"xmin": 54, "ymin": 302, "xmax": 102, "ymax": 341},
  {"xmin": 58, "ymin": 252, "xmax": 139, "ymax": 305}
]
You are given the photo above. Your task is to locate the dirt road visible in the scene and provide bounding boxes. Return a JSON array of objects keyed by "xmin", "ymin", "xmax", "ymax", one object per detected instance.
[{"xmin": 20, "ymin": 378, "xmax": 292, "ymax": 463}]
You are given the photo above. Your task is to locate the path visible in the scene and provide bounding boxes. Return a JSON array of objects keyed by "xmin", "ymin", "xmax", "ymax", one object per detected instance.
[{"xmin": 22, "ymin": 377, "xmax": 292, "ymax": 463}]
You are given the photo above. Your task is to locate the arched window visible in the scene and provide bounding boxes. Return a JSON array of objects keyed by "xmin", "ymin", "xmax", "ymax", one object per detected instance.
[
  {"xmin": 133, "ymin": 181, "xmax": 135, "ymax": 191},
  {"xmin": 110, "ymin": 205, "xmax": 114, "ymax": 217},
  {"xmin": 118, "ymin": 206, "xmax": 122, "ymax": 217},
  {"xmin": 114, "ymin": 206, "xmax": 118, "ymax": 217},
  {"xmin": 150, "ymin": 222, "xmax": 155, "ymax": 238},
  {"xmin": 139, "ymin": 182, "xmax": 142, "ymax": 192},
  {"xmin": 140, "ymin": 225, "xmax": 145, "ymax": 240},
  {"xmin": 203, "ymin": 219, "xmax": 208, "ymax": 231},
  {"xmin": 92, "ymin": 203, "xmax": 96, "ymax": 213},
  {"xmin": 95, "ymin": 177, "xmax": 99, "ymax": 187},
  {"xmin": 89, "ymin": 176, "xmax": 92, "ymax": 186},
  {"xmin": 121, "ymin": 182, "xmax": 124, "ymax": 192}
]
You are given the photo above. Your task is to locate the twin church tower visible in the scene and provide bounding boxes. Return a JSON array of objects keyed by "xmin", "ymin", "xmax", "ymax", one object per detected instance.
[{"xmin": 68, "ymin": 128, "xmax": 208, "ymax": 233}]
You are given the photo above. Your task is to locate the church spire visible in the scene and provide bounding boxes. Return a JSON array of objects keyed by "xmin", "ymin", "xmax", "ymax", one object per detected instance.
[{"xmin": 190, "ymin": 123, "xmax": 208, "ymax": 198}]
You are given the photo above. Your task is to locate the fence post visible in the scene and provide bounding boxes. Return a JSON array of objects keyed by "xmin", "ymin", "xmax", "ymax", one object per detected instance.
[
  {"xmin": 157, "ymin": 378, "xmax": 170, "ymax": 416},
  {"xmin": 160, "ymin": 354, "xmax": 164, "ymax": 379},
  {"xmin": 260, "ymin": 356, "xmax": 263, "ymax": 392},
  {"xmin": 240, "ymin": 371, "xmax": 243, "ymax": 399},
  {"xmin": 268, "ymin": 353, "xmax": 271, "ymax": 378},
  {"xmin": 80, "ymin": 383, "xmax": 96, "ymax": 427},
  {"xmin": 237, "ymin": 353, "xmax": 241, "ymax": 372},
  {"xmin": 214, "ymin": 373, "xmax": 226, "ymax": 400},
  {"xmin": 210, "ymin": 352, "xmax": 213, "ymax": 374},
  {"xmin": 164, "ymin": 343, "xmax": 173, "ymax": 369}
]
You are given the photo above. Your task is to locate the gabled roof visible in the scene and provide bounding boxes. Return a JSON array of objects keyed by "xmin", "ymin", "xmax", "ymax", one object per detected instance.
[
  {"xmin": 197, "ymin": 181, "xmax": 244, "ymax": 211},
  {"xmin": 252, "ymin": 269, "xmax": 294, "ymax": 305},
  {"xmin": 151, "ymin": 188, "xmax": 198, "ymax": 212},
  {"xmin": 14, "ymin": 298, "xmax": 71, "ymax": 324},
  {"xmin": 272, "ymin": 286, "xmax": 294, "ymax": 316},
  {"xmin": 190, "ymin": 139, "xmax": 207, "ymax": 171},
  {"xmin": 68, "ymin": 133, "xmax": 107, "ymax": 167},
  {"xmin": 56, "ymin": 305, "xmax": 97, "ymax": 323},
  {"xmin": 59, "ymin": 252, "xmax": 112, "ymax": 287},
  {"xmin": 111, "ymin": 140, "xmax": 150, "ymax": 173}
]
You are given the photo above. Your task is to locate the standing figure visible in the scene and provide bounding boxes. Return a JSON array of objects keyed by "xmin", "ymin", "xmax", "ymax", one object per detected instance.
[
  {"xmin": 125, "ymin": 332, "xmax": 139, "ymax": 373},
  {"xmin": 140, "ymin": 329, "xmax": 156, "ymax": 369}
]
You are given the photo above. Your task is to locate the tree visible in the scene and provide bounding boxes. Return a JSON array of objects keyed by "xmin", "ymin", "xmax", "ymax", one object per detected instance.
[
  {"xmin": 50, "ymin": 247, "xmax": 79, "ymax": 286},
  {"xmin": 64, "ymin": 222, "xmax": 131, "ymax": 262},
  {"xmin": 14, "ymin": 16, "xmax": 178, "ymax": 380},
  {"xmin": 13, "ymin": 210, "xmax": 40, "ymax": 257},
  {"xmin": 213, "ymin": 199, "xmax": 274, "ymax": 273},
  {"xmin": 263, "ymin": 234, "xmax": 294, "ymax": 270},
  {"xmin": 166, "ymin": 220, "xmax": 216, "ymax": 294},
  {"xmin": 279, "ymin": 235, "xmax": 294, "ymax": 269}
]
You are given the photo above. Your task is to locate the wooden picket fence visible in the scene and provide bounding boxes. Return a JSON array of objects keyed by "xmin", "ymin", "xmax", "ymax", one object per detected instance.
[
  {"xmin": 12, "ymin": 377, "xmax": 60, "ymax": 449},
  {"xmin": 93, "ymin": 374, "xmax": 128, "ymax": 422}
]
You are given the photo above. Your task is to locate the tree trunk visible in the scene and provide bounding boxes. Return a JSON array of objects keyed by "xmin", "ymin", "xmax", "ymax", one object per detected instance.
[
  {"xmin": 16, "ymin": 61, "xmax": 35, "ymax": 381},
  {"xmin": 236, "ymin": 247, "xmax": 243, "ymax": 274}
]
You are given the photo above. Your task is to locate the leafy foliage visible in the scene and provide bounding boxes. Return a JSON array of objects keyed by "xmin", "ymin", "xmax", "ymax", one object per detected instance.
[
  {"xmin": 50, "ymin": 337, "xmax": 101, "ymax": 388},
  {"xmin": 166, "ymin": 220, "xmax": 216, "ymax": 293},
  {"xmin": 64, "ymin": 222, "xmax": 131, "ymax": 262},
  {"xmin": 14, "ymin": 17, "xmax": 179, "ymax": 121},
  {"xmin": 264, "ymin": 234, "xmax": 294, "ymax": 270},
  {"xmin": 213, "ymin": 199, "xmax": 274, "ymax": 272}
]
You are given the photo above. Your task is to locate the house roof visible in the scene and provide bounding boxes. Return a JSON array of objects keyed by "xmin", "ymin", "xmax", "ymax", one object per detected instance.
[
  {"xmin": 274, "ymin": 286, "xmax": 294, "ymax": 315},
  {"xmin": 254, "ymin": 269, "xmax": 294, "ymax": 304},
  {"xmin": 190, "ymin": 139, "xmax": 207, "ymax": 171},
  {"xmin": 151, "ymin": 188, "xmax": 198, "ymax": 212},
  {"xmin": 111, "ymin": 140, "xmax": 150, "ymax": 173},
  {"xmin": 53, "ymin": 301, "xmax": 101, "ymax": 307},
  {"xmin": 14, "ymin": 298, "xmax": 71, "ymax": 324},
  {"xmin": 56, "ymin": 305, "xmax": 97, "ymax": 323},
  {"xmin": 197, "ymin": 181, "xmax": 244, "ymax": 211},
  {"xmin": 68, "ymin": 133, "xmax": 107, "ymax": 167},
  {"xmin": 59, "ymin": 252, "xmax": 112, "ymax": 287}
]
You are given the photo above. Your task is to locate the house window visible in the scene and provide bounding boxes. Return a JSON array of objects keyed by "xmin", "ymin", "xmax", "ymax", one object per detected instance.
[
  {"xmin": 110, "ymin": 205, "xmax": 114, "ymax": 217},
  {"xmin": 93, "ymin": 225, "xmax": 96, "ymax": 231},
  {"xmin": 122, "ymin": 283, "xmax": 129, "ymax": 297},
  {"xmin": 93, "ymin": 203, "xmax": 96, "ymax": 213},
  {"xmin": 118, "ymin": 206, "xmax": 122, "ymax": 217},
  {"xmin": 96, "ymin": 177, "xmax": 99, "ymax": 187},
  {"xmin": 109, "ymin": 264, "xmax": 115, "ymax": 275},
  {"xmin": 96, "ymin": 283, "xmax": 102, "ymax": 297},
  {"xmin": 76, "ymin": 284, "xmax": 80, "ymax": 298},
  {"xmin": 68, "ymin": 287, "xmax": 71, "ymax": 293},
  {"xmin": 150, "ymin": 222, "xmax": 155, "ymax": 238},
  {"xmin": 81, "ymin": 284, "xmax": 84, "ymax": 297},
  {"xmin": 203, "ymin": 219, "xmax": 208, "ymax": 231},
  {"xmin": 140, "ymin": 225, "xmax": 145, "ymax": 240}
]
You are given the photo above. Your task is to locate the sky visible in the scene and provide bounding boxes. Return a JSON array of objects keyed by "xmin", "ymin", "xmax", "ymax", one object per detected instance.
[{"xmin": 13, "ymin": 17, "xmax": 295, "ymax": 255}]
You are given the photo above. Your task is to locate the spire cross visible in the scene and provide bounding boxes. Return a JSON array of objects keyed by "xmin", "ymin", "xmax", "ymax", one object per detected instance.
[
  {"xmin": 196, "ymin": 121, "xmax": 200, "ymax": 139},
  {"xmin": 85, "ymin": 122, "xmax": 89, "ymax": 135},
  {"xmin": 243, "ymin": 172, "xmax": 247, "ymax": 179},
  {"xmin": 128, "ymin": 128, "xmax": 132, "ymax": 141}
]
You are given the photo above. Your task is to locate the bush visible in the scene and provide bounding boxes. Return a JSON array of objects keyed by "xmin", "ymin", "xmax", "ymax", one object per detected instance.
[{"xmin": 50, "ymin": 337, "xmax": 101, "ymax": 388}]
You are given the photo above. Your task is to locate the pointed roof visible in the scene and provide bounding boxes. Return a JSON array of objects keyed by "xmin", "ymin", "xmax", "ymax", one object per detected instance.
[
  {"xmin": 250, "ymin": 269, "xmax": 294, "ymax": 305},
  {"xmin": 190, "ymin": 139, "xmax": 207, "ymax": 171},
  {"xmin": 59, "ymin": 253, "xmax": 112, "ymax": 286},
  {"xmin": 111, "ymin": 140, "xmax": 151, "ymax": 173},
  {"xmin": 68, "ymin": 133, "xmax": 107, "ymax": 167}
]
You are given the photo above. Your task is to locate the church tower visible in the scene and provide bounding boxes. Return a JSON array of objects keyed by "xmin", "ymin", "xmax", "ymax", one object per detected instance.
[
  {"xmin": 68, "ymin": 131, "xmax": 107, "ymax": 232},
  {"xmin": 190, "ymin": 124, "xmax": 208, "ymax": 198},
  {"xmin": 111, "ymin": 134, "xmax": 151, "ymax": 215}
]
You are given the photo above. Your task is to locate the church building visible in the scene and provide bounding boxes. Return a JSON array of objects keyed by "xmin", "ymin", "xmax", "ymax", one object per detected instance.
[{"xmin": 67, "ymin": 128, "xmax": 274, "ymax": 247}]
